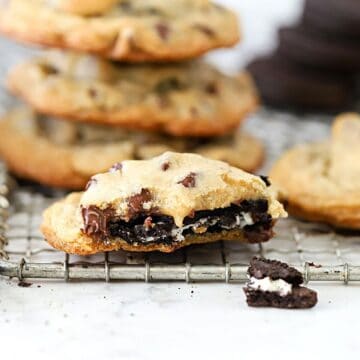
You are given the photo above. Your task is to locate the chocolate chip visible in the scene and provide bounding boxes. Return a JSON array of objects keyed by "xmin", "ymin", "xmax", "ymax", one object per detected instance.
[
  {"xmin": 178, "ymin": 172, "xmax": 196, "ymax": 188},
  {"xmin": 260, "ymin": 175, "xmax": 271, "ymax": 187},
  {"xmin": 155, "ymin": 77, "xmax": 184, "ymax": 94},
  {"xmin": 161, "ymin": 162, "xmax": 170, "ymax": 171},
  {"xmin": 193, "ymin": 24, "xmax": 215, "ymax": 37},
  {"xmin": 109, "ymin": 162, "xmax": 123, "ymax": 173},
  {"xmin": 119, "ymin": 1, "xmax": 132, "ymax": 11},
  {"xmin": 205, "ymin": 82, "xmax": 218, "ymax": 95},
  {"xmin": 190, "ymin": 107, "xmax": 198, "ymax": 116},
  {"xmin": 127, "ymin": 188, "xmax": 153, "ymax": 218},
  {"xmin": 88, "ymin": 88, "xmax": 98, "ymax": 98},
  {"xmin": 85, "ymin": 177, "xmax": 97, "ymax": 190},
  {"xmin": 81, "ymin": 205, "xmax": 115, "ymax": 240},
  {"xmin": 155, "ymin": 23, "xmax": 170, "ymax": 40},
  {"xmin": 40, "ymin": 64, "xmax": 58, "ymax": 75},
  {"xmin": 157, "ymin": 97, "xmax": 171, "ymax": 108}
]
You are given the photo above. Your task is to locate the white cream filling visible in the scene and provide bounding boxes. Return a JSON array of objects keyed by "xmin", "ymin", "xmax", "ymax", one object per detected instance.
[
  {"xmin": 248, "ymin": 276, "xmax": 292, "ymax": 297},
  {"xmin": 170, "ymin": 211, "xmax": 254, "ymax": 242}
]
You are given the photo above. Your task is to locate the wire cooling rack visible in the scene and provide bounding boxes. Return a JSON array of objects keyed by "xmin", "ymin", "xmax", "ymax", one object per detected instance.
[{"xmin": 0, "ymin": 39, "xmax": 359, "ymax": 284}]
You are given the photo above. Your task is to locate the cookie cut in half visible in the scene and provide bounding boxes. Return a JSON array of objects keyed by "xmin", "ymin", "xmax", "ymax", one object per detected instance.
[
  {"xmin": 0, "ymin": 0, "xmax": 239, "ymax": 62},
  {"xmin": 270, "ymin": 113, "xmax": 360, "ymax": 229},
  {"xmin": 0, "ymin": 108, "xmax": 264, "ymax": 189},
  {"xmin": 41, "ymin": 152, "xmax": 287, "ymax": 254},
  {"xmin": 7, "ymin": 52, "xmax": 258, "ymax": 137},
  {"xmin": 244, "ymin": 257, "xmax": 318, "ymax": 309}
]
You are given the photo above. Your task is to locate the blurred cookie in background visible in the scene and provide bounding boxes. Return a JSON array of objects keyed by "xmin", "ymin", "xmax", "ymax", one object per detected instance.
[
  {"xmin": 0, "ymin": 107, "xmax": 264, "ymax": 189},
  {"xmin": 270, "ymin": 113, "xmax": 360, "ymax": 230},
  {"xmin": 7, "ymin": 52, "xmax": 258, "ymax": 137}
]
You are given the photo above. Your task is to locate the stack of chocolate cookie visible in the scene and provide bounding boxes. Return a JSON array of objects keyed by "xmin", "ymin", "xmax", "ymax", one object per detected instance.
[
  {"xmin": 247, "ymin": 0, "xmax": 360, "ymax": 111},
  {"xmin": 0, "ymin": 0, "xmax": 262, "ymax": 190}
]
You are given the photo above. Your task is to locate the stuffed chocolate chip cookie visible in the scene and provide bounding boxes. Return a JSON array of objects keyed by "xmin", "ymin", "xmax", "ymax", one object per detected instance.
[
  {"xmin": 0, "ymin": 108, "xmax": 264, "ymax": 189},
  {"xmin": 8, "ymin": 52, "xmax": 258, "ymax": 137},
  {"xmin": 270, "ymin": 113, "xmax": 360, "ymax": 229},
  {"xmin": 41, "ymin": 152, "xmax": 287, "ymax": 254},
  {"xmin": 0, "ymin": 0, "xmax": 239, "ymax": 62}
]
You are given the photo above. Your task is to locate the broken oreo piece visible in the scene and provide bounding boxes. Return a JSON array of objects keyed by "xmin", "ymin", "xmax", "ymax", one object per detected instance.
[{"xmin": 244, "ymin": 257, "xmax": 318, "ymax": 309}]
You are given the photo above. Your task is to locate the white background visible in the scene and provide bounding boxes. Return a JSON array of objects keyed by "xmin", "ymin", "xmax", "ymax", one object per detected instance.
[{"xmin": 1, "ymin": 1, "xmax": 359, "ymax": 359}]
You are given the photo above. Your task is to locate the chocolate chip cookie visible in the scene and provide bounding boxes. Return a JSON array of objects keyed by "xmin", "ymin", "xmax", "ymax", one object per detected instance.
[
  {"xmin": 244, "ymin": 257, "xmax": 318, "ymax": 309},
  {"xmin": 0, "ymin": 108, "xmax": 264, "ymax": 189},
  {"xmin": 270, "ymin": 113, "xmax": 360, "ymax": 229},
  {"xmin": 0, "ymin": 0, "xmax": 239, "ymax": 62},
  {"xmin": 41, "ymin": 152, "xmax": 287, "ymax": 254},
  {"xmin": 8, "ymin": 52, "xmax": 258, "ymax": 137}
]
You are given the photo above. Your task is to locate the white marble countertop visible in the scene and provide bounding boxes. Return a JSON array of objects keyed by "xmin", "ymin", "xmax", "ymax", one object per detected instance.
[{"xmin": 1, "ymin": 1, "xmax": 359, "ymax": 358}]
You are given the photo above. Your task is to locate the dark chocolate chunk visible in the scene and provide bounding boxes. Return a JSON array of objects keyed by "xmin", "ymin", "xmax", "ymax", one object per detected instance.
[
  {"xmin": 155, "ymin": 23, "xmax": 170, "ymax": 40},
  {"xmin": 244, "ymin": 286, "xmax": 318, "ymax": 309},
  {"xmin": 127, "ymin": 188, "xmax": 153, "ymax": 218},
  {"xmin": 260, "ymin": 175, "xmax": 271, "ymax": 187},
  {"xmin": 81, "ymin": 205, "xmax": 115, "ymax": 240},
  {"xmin": 177, "ymin": 172, "xmax": 196, "ymax": 188},
  {"xmin": 248, "ymin": 257, "xmax": 303, "ymax": 285},
  {"xmin": 109, "ymin": 162, "xmax": 123, "ymax": 173}
]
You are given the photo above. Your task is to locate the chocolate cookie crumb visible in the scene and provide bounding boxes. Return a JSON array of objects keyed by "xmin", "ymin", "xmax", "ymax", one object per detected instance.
[
  {"xmin": 178, "ymin": 172, "xmax": 196, "ymax": 188},
  {"xmin": 18, "ymin": 281, "xmax": 32, "ymax": 287},
  {"xmin": 260, "ymin": 175, "xmax": 271, "ymax": 187},
  {"xmin": 244, "ymin": 257, "xmax": 318, "ymax": 309}
]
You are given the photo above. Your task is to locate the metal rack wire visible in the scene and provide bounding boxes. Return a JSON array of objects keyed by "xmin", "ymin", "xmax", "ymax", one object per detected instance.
[{"xmin": 0, "ymin": 40, "xmax": 359, "ymax": 284}]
